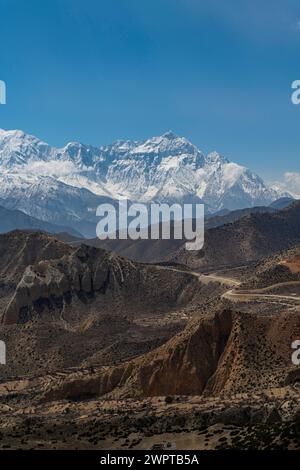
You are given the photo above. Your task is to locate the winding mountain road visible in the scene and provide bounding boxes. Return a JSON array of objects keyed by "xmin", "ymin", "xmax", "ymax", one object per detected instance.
[{"xmin": 156, "ymin": 265, "xmax": 300, "ymax": 305}]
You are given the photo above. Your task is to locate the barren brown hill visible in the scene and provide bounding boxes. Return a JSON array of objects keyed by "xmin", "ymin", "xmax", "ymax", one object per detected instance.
[
  {"xmin": 0, "ymin": 230, "xmax": 215, "ymax": 380},
  {"xmin": 84, "ymin": 234, "xmax": 184, "ymax": 263},
  {"xmin": 279, "ymin": 247, "xmax": 300, "ymax": 274},
  {"xmin": 240, "ymin": 246, "xmax": 300, "ymax": 289},
  {"xmin": 71, "ymin": 205, "xmax": 280, "ymax": 263},
  {"xmin": 171, "ymin": 200, "xmax": 300, "ymax": 270},
  {"xmin": 40, "ymin": 306, "xmax": 300, "ymax": 401},
  {"xmin": 0, "ymin": 230, "xmax": 72, "ymax": 283}
]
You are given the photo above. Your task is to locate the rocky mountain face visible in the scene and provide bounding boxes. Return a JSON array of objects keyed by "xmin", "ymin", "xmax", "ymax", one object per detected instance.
[
  {"xmin": 0, "ymin": 173, "xmax": 117, "ymax": 237},
  {"xmin": 0, "ymin": 231, "xmax": 204, "ymax": 378},
  {"xmin": 0, "ymin": 129, "xmax": 286, "ymax": 237},
  {"xmin": 42, "ymin": 306, "xmax": 300, "ymax": 401}
]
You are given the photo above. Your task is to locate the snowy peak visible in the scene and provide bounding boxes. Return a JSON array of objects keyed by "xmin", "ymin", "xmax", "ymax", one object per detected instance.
[
  {"xmin": 129, "ymin": 131, "xmax": 201, "ymax": 158},
  {"xmin": 56, "ymin": 141, "xmax": 102, "ymax": 168},
  {"xmin": 205, "ymin": 151, "xmax": 228, "ymax": 165},
  {"xmin": 0, "ymin": 128, "xmax": 288, "ymax": 215},
  {"xmin": 0, "ymin": 129, "xmax": 54, "ymax": 168},
  {"xmin": 162, "ymin": 130, "xmax": 178, "ymax": 139}
]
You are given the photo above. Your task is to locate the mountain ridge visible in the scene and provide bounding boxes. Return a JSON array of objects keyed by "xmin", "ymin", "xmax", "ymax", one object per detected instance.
[
  {"xmin": 171, "ymin": 199, "xmax": 300, "ymax": 270},
  {"xmin": 0, "ymin": 204, "xmax": 82, "ymax": 237},
  {"xmin": 0, "ymin": 129, "xmax": 288, "ymax": 231}
]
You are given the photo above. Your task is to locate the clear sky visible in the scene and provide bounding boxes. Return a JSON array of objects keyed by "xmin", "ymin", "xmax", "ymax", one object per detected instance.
[{"xmin": 0, "ymin": 0, "xmax": 300, "ymax": 182}]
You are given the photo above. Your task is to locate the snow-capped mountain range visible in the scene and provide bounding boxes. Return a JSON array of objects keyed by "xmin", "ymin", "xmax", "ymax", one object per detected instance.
[{"xmin": 0, "ymin": 129, "xmax": 288, "ymax": 237}]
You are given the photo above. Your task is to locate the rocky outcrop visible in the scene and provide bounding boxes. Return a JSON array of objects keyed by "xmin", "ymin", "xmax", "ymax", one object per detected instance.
[
  {"xmin": 41, "ymin": 307, "xmax": 300, "ymax": 401},
  {"xmin": 2, "ymin": 244, "xmax": 131, "ymax": 324},
  {"xmin": 1, "ymin": 232, "xmax": 199, "ymax": 325},
  {"xmin": 41, "ymin": 309, "xmax": 233, "ymax": 400},
  {"xmin": 0, "ymin": 230, "xmax": 72, "ymax": 283}
]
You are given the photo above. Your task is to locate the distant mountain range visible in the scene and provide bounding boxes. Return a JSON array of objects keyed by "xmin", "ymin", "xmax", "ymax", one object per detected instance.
[
  {"xmin": 76, "ymin": 199, "xmax": 294, "ymax": 263},
  {"xmin": 0, "ymin": 129, "xmax": 291, "ymax": 237},
  {"xmin": 0, "ymin": 204, "xmax": 82, "ymax": 237}
]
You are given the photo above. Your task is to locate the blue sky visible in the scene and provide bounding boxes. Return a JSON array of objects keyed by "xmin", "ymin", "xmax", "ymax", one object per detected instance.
[{"xmin": 0, "ymin": 0, "xmax": 300, "ymax": 181}]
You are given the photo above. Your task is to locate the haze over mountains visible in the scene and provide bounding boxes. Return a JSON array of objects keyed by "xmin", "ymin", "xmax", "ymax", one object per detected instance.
[
  {"xmin": 0, "ymin": 204, "xmax": 82, "ymax": 237},
  {"xmin": 0, "ymin": 129, "xmax": 290, "ymax": 237}
]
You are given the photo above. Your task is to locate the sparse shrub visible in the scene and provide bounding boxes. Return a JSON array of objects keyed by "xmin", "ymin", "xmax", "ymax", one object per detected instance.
[{"xmin": 165, "ymin": 395, "xmax": 174, "ymax": 405}]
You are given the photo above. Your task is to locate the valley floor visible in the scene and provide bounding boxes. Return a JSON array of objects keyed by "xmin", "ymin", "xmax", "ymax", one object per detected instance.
[{"xmin": 0, "ymin": 391, "xmax": 300, "ymax": 450}]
